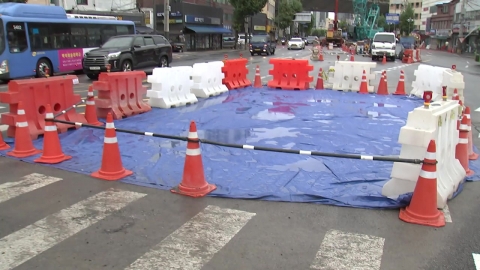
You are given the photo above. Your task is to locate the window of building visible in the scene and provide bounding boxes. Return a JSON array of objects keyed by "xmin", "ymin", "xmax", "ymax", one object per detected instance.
[
  {"xmin": 442, "ymin": 5, "xmax": 449, "ymax": 13},
  {"xmin": 423, "ymin": 7, "xmax": 428, "ymax": 11},
  {"xmin": 77, "ymin": 0, "xmax": 88, "ymax": 5},
  {"xmin": 6, "ymin": 22, "xmax": 28, "ymax": 53}
]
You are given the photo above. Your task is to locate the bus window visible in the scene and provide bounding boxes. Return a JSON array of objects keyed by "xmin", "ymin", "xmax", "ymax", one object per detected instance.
[
  {"xmin": 27, "ymin": 23, "xmax": 51, "ymax": 50},
  {"xmin": 71, "ymin": 25, "xmax": 87, "ymax": 48},
  {"xmin": 101, "ymin": 25, "xmax": 116, "ymax": 43},
  {"xmin": 116, "ymin": 25, "xmax": 129, "ymax": 35},
  {"xmin": 86, "ymin": 25, "xmax": 101, "ymax": 47},
  {"xmin": 6, "ymin": 22, "xmax": 28, "ymax": 53},
  {"xmin": 0, "ymin": 19, "xmax": 6, "ymax": 55},
  {"xmin": 51, "ymin": 24, "xmax": 71, "ymax": 49}
]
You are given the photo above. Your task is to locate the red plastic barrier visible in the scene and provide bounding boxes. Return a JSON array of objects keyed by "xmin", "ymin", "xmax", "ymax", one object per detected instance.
[
  {"xmin": 0, "ymin": 76, "xmax": 86, "ymax": 139},
  {"xmin": 402, "ymin": 49, "xmax": 413, "ymax": 63},
  {"xmin": 267, "ymin": 59, "xmax": 313, "ymax": 90},
  {"xmin": 93, "ymin": 71, "xmax": 151, "ymax": 120},
  {"xmin": 221, "ymin": 58, "xmax": 252, "ymax": 90}
]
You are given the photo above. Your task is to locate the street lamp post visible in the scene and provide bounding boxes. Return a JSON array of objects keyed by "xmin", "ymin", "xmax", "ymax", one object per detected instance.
[{"xmin": 407, "ymin": 18, "xmax": 414, "ymax": 35}]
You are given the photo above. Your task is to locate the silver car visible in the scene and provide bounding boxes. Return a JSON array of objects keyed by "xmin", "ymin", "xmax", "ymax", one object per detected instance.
[{"xmin": 287, "ymin": 38, "xmax": 305, "ymax": 50}]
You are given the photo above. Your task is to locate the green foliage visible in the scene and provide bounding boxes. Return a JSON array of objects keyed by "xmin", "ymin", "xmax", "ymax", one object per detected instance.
[
  {"xmin": 305, "ymin": 14, "xmax": 314, "ymax": 35},
  {"xmin": 275, "ymin": 0, "xmax": 302, "ymax": 30},
  {"xmin": 338, "ymin": 19, "xmax": 348, "ymax": 30},
  {"xmin": 311, "ymin": 28, "xmax": 327, "ymax": 37},
  {"xmin": 377, "ymin": 15, "xmax": 388, "ymax": 29},
  {"xmin": 229, "ymin": 0, "xmax": 268, "ymax": 32},
  {"xmin": 399, "ymin": 4, "xmax": 415, "ymax": 35}
]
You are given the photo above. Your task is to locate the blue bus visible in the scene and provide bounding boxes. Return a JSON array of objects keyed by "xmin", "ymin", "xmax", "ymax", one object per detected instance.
[{"xmin": 0, "ymin": 3, "xmax": 136, "ymax": 81}]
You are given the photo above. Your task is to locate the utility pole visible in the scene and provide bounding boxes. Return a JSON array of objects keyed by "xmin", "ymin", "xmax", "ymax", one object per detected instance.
[
  {"xmin": 164, "ymin": 0, "xmax": 170, "ymax": 41},
  {"xmin": 458, "ymin": 0, "xmax": 466, "ymax": 53}
]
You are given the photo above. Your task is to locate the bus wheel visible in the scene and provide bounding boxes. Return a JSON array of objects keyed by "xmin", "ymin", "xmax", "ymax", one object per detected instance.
[{"xmin": 36, "ymin": 58, "xmax": 52, "ymax": 78}]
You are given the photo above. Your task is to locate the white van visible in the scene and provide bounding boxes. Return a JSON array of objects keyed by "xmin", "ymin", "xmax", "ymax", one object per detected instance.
[{"xmin": 371, "ymin": 32, "xmax": 397, "ymax": 61}]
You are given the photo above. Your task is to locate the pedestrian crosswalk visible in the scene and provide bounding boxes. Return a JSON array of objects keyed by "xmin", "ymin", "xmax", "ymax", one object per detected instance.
[{"xmin": 0, "ymin": 172, "xmax": 465, "ymax": 270}]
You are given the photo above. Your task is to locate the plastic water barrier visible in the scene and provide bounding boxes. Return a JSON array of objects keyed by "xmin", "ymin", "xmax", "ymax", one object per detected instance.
[
  {"xmin": 410, "ymin": 64, "xmax": 465, "ymax": 102},
  {"xmin": 191, "ymin": 61, "xmax": 229, "ymax": 98},
  {"xmin": 331, "ymin": 61, "xmax": 377, "ymax": 92},
  {"xmin": 382, "ymin": 99, "xmax": 465, "ymax": 208}
]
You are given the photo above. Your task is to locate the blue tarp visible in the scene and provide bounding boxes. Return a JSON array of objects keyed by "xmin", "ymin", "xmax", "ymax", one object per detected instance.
[{"xmin": 1, "ymin": 87, "xmax": 480, "ymax": 209}]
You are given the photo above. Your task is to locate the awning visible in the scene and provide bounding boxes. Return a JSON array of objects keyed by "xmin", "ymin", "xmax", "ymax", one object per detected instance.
[{"xmin": 185, "ymin": 25, "xmax": 232, "ymax": 34}]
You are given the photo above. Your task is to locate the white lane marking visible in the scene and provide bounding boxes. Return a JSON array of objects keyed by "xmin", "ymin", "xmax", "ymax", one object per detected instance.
[
  {"xmin": 0, "ymin": 189, "xmax": 146, "ymax": 270},
  {"xmin": 125, "ymin": 205, "xmax": 256, "ymax": 270},
  {"xmin": 261, "ymin": 75, "xmax": 272, "ymax": 80},
  {"xmin": 441, "ymin": 205, "xmax": 452, "ymax": 223},
  {"xmin": 310, "ymin": 229, "xmax": 385, "ymax": 270},
  {"xmin": 0, "ymin": 173, "xmax": 62, "ymax": 204},
  {"xmin": 0, "ymin": 124, "xmax": 7, "ymax": 132},
  {"xmin": 473, "ymin": 253, "xmax": 480, "ymax": 270},
  {"xmin": 475, "ymin": 107, "xmax": 480, "ymax": 112},
  {"xmin": 0, "ymin": 106, "xmax": 5, "ymax": 109}
]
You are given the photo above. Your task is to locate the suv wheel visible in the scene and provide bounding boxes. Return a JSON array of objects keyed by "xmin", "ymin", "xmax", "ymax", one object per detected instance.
[
  {"xmin": 86, "ymin": 73, "xmax": 99, "ymax": 80},
  {"xmin": 158, "ymin": 56, "xmax": 168, "ymax": 67},
  {"xmin": 122, "ymin": 60, "xmax": 132, "ymax": 71}
]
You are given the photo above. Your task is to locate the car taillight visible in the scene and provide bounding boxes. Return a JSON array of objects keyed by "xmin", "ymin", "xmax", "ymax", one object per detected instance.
[{"xmin": 264, "ymin": 44, "xmax": 267, "ymax": 47}]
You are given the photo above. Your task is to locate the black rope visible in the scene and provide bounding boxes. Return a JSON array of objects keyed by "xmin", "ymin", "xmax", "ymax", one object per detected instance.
[
  {"xmin": 54, "ymin": 99, "xmax": 86, "ymax": 118},
  {"xmin": 46, "ymin": 118, "xmax": 433, "ymax": 165}
]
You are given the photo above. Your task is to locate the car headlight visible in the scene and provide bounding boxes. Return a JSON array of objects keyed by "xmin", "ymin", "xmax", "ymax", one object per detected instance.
[{"xmin": 107, "ymin": 52, "xmax": 121, "ymax": 59}]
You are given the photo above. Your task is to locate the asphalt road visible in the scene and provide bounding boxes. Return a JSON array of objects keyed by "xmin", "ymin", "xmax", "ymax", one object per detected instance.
[{"xmin": 1, "ymin": 48, "xmax": 480, "ymax": 270}]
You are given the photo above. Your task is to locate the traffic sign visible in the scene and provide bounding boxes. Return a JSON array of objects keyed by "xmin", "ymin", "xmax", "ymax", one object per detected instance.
[{"xmin": 386, "ymin": 13, "xmax": 400, "ymax": 25}]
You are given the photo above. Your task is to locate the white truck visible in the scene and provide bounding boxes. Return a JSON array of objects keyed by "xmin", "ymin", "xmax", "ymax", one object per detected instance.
[{"xmin": 370, "ymin": 32, "xmax": 397, "ymax": 62}]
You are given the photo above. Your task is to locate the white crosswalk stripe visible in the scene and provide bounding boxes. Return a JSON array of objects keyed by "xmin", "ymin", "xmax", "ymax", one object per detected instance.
[
  {"xmin": 0, "ymin": 188, "xmax": 146, "ymax": 270},
  {"xmin": 0, "ymin": 173, "xmax": 396, "ymax": 270},
  {"xmin": 310, "ymin": 229, "xmax": 385, "ymax": 270},
  {"xmin": 126, "ymin": 205, "xmax": 256, "ymax": 270},
  {"xmin": 0, "ymin": 173, "xmax": 62, "ymax": 203}
]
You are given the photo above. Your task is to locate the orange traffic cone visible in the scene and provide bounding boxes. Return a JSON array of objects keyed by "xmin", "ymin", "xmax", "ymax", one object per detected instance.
[
  {"xmin": 34, "ymin": 104, "xmax": 71, "ymax": 164},
  {"xmin": 350, "ymin": 54, "xmax": 355, "ymax": 61},
  {"xmin": 171, "ymin": 121, "xmax": 216, "ymax": 197},
  {"xmin": 377, "ymin": 71, "xmax": 388, "ymax": 95},
  {"xmin": 457, "ymin": 115, "xmax": 474, "ymax": 176},
  {"xmin": 464, "ymin": 107, "xmax": 479, "ymax": 160},
  {"xmin": 0, "ymin": 130, "xmax": 9, "ymax": 151},
  {"xmin": 85, "ymin": 85, "xmax": 103, "ymax": 126},
  {"xmin": 359, "ymin": 70, "xmax": 369, "ymax": 94},
  {"xmin": 91, "ymin": 112, "xmax": 132, "ymax": 181},
  {"xmin": 318, "ymin": 52, "xmax": 324, "ymax": 61},
  {"xmin": 382, "ymin": 54, "xmax": 387, "ymax": 64},
  {"xmin": 253, "ymin": 65, "xmax": 261, "ymax": 88},
  {"xmin": 393, "ymin": 70, "xmax": 406, "ymax": 95},
  {"xmin": 7, "ymin": 102, "xmax": 41, "ymax": 158},
  {"xmin": 452, "ymin": 88, "xmax": 459, "ymax": 100},
  {"xmin": 407, "ymin": 53, "xmax": 413, "ymax": 64},
  {"xmin": 399, "ymin": 139, "xmax": 445, "ymax": 227},
  {"xmin": 315, "ymin": 68, "xmax": 324, "ymax": 90}
]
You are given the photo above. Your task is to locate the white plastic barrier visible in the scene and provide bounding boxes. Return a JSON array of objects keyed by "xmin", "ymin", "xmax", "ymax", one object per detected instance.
[
  {"xmin": 146, "ymin": 66, "xmax": 198, "ymax": 109},
  {"xmin": 382, "ymin": 100, "xmax": 465, "ymax": 209},
  {"xmin": 331, "ymin": 61, "xmax": 377, "ymax": 92},
  {"xmin": 442, "ymin": 68, "xmax": 465, "ymax": 103},
  {"xmin": 410, "ymin": 64, "xmax": 465, "ymax": 102},
  {"xmin": 191, "ymin": 61, "xmax": 229, "ymax": 98}
]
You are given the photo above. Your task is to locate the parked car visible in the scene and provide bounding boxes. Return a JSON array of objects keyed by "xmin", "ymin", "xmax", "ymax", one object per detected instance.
[
  {"xmin": 83, "ymin": 34, "xmax": 173, "ymax": 80},
  {"xmin": 287, "ymin": 38, "xmax": 305, "ymax": 50},
  {"xmin": 281, "ymin": 37, "xmax": 287, "ymax": 45},
  {"xmin": 249, "ymin": 35, "xmax": 276, "ymax": 56},
  {"xmin": 306, "ymin": 36, "xmax": 317, "ymax": 45},
  {"xmin": 171, "ymin": 43, "xmax": 184, "ymax": 52}
]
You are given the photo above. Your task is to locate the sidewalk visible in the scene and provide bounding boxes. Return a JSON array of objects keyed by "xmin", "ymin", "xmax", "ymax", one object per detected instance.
[{"xmin": 173, "ymin": 49, "xmax": 249, "ymax": 61}]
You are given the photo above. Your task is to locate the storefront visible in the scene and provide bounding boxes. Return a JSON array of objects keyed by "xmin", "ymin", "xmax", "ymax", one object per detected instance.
[{"xmin": 155, "ymin": 3, "xmax": 231, "ymax": 51}]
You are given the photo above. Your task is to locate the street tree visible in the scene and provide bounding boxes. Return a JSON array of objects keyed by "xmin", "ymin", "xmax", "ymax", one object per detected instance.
[
  {"xmin": 311, "ymin": 28, "xmax": 327, "ymax": 37},
  {"xmin": 339, "ymin": 19, "xmax": 348, "ymax": 30},
  {"xmin": 275, "ymin": 0, "xmax": 302, "ymax": 36},
  {"xmin": 304, "ymin": 15, "xmax": 314, "ymax": 35},
  {"xmin": 229, "ymin": 0, "xmax": 268, "ymax": 48},
  {"xmin": 399, "ymin": 4, "xmax": 415, "ymax": 35},
  {"xmin": 377, "ymin": 15, "xmax": 388, "ymax": 30}
]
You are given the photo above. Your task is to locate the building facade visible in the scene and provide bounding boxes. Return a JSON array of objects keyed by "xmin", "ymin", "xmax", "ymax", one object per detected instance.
[
  {"xmin": 139, "ymin": 0, "xmax": 233, "ymax": 30},
  {"xmin": 155, "ymin": 2, "xmax": 231, "ymax": 51},
  {"xmin": 430, "ymin": 0, "xmax": 459, "ymax": 49},
  {"xmin": 388, "ymin": 0, "xmax": 423, "ymax": 31},
  {"xmin": 261, "ymin": 0, "xmax": 276, "ymax": 35},
  {"xmin": 453, "ymin": 0, "xmax": 480, "ymax": 53}
]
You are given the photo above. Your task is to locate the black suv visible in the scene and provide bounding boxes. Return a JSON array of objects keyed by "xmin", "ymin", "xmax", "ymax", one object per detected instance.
[{"xmin": 83, "ymin": 34, "xmax": 173, "ymax": 80}]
